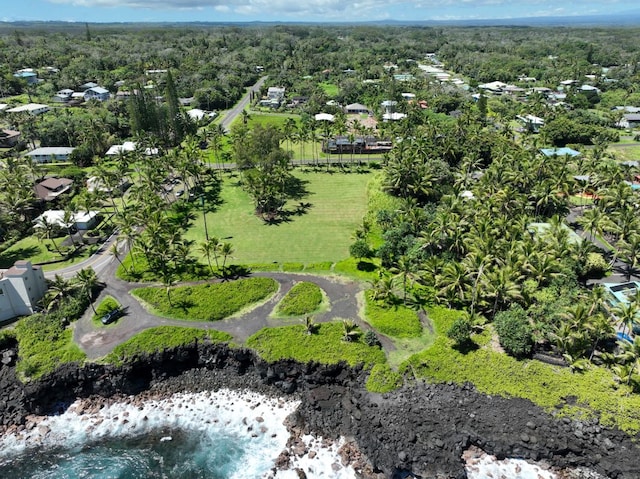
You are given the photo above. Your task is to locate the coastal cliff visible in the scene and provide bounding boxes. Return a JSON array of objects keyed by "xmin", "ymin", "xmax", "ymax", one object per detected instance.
[{"xmin": 0, "ymin": 341, "xmax": 638, "ymax": 478}]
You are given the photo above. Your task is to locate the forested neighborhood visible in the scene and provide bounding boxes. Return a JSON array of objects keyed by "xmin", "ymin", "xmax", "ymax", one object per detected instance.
[{"xmin": 3, "ymin": 22, "xmax": 640, "ymax": 456}]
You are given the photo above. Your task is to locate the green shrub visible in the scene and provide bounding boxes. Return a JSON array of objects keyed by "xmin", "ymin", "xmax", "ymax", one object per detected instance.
[
  {"xmin": 364, "ymin": 330, "xmax": 381, "ymax": 347},
  {"xmin": 132, "ymin": 277, "xmax": 278, "ymax": 321},
  {"xmin": 276, "ymin": 282, "xmax": 324, "ymax": 316},
  {"xmin": 15, "ymin": 314, "xmax": 86, "ymax": 380},
  {"xmin": 366, "ymin": 363, "xmax": 403, "ymax": 393},
  {"xmin": 246, "ymin": 262, "xmax": 281, "ymax": 272},
  {"xmin": 282, "ymin": 262, "xmax": 305, "ymax": 272},
  {"xmin": 579, "ymin": 252, "xmax": 610, "ymax": 278},
  {"xmin": 447, "ymin": 317, "xmax": 472, "ymax": 346},
  {"xmin": 246, "ymin": 321, "xmax": 386, "ymax": 367},
  {"xmin": 104, "ymin": 326, "xmax": 232, "ymax": 365},
  {"xmin": 494, "ymin": 306, "xmax": 534, "ymax": 358},
  {"xmin": 364, "ymin": 291, "xmax": 422, "ymax": 338},
  {"xmin": 304, "ymin": 262, "xmax": 333, "ymax": 272}
]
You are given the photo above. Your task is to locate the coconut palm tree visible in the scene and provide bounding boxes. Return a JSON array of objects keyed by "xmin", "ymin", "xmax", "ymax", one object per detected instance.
[{"xmin": 75, "ymin": 267, "xmax": 100, "ymax": 314}]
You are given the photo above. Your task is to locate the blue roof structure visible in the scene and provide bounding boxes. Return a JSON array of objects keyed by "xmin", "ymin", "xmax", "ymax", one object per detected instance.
[
  {"xmin": 604, "ymin": 282, "xmax": 640, "ymax": 308},
  {"xmin": 540, "ymin": 147, "xmax": 581, "ymax": 157}
]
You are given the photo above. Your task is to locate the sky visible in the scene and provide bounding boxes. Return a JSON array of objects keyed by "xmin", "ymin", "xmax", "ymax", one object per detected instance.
[{"xmin": 1, "ymin": 0, "xmax": 638, "ymax": 24}]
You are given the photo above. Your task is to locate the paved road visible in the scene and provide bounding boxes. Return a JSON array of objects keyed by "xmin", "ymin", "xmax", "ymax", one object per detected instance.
[
  {"xmin": 219, "ymin": 76, "xmax": 267, "ymax": 133},
  {"xmin": 73, "ymin": 268, "xmax": 382, "ymax": 360},
  {"xmin": 44, "ymin": 232, "xmax": 120, "ymax": 281}
]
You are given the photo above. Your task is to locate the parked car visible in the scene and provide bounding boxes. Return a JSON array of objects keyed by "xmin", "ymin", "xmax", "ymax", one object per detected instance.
[
  {"xmin": 101, "ymin": 307, "xmax": 123, "ymax": 325},
  {"xmin": 176, "ymin": 189, "xmax": 184, "ymax": 197}
]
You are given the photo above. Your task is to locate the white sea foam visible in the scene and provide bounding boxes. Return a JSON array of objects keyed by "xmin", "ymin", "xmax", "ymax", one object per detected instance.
[{"xmin": 0, "ymin": 389, "xmax": 301, "ymax": 478}]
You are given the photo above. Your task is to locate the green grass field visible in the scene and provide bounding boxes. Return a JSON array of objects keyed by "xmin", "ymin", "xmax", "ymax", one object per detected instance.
[
  {"xmin": 185, "ymin": 170, "xmax": 372, "ymax": 264},
  {"xmin": 0, "ymin": 236, "xmax": 95, "ymax": 271},
  {"xmin": 609, "ymin": 145, "xmax": 640, "ymax": 161},
  {"xmin": 318, "ymin": 82, "xmax": 339, "ymax": 97}
]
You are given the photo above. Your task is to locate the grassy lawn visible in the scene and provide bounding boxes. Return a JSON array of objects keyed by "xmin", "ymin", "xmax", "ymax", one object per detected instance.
[
  {"xmin": 247, "ymin": 111, "xmax": 300, "ymax": 129},
  {"xmin": 609, "ymin": 145, "xmax": 640, "ymax": 161},
  {"xmin": 273, "ymin": 281, "xmax": 326, "ymax": 317},
  {"xmin": 184, "ymin": 170, "xmax": 372, "ymax": 264},
  {"xmin": 104, "ymin": 326, "xmax": 233, "ymax": 365},
  {"xmin": 132, "ymin": 277, "xmax": 278, "ymax": 321},
  {"xmin": 319, "ymin": 82, "xmax": 339, "ymax": 97},
  {"xmin": 15, "ymin": 315, "xmax": 86, "ymax": 380},
  {"xmin": 0, "ymin": 236, "xmax": 96, "ymax": 271},
  {"xmin": 246, "ymin": 321, "xmax": 386, "ymax": 367},
  {"xmin": 363, "ymin": 291, "xmax": 423, "ymax": 338},
  {"xmin": 402, "ymin": 307, "xmax": 640, "ymax": 434}
]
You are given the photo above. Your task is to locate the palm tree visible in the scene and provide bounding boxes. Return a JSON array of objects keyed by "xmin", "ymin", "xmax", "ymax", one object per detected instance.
[
  {"xmin": 390, "ymin": 255, "xmax": 420, "ymax": 304},
  {"xmin": 35, "ymin": 216, "xmax": 63, "ymax": 256},
  {"xmin": 617, "ymin": 234, "xmax": 640, "ymax": 281},
  {"xmin": 44, "ymin": 274, "xmax": 78, "ymax": 312},
  {"xmin": 75, "ymin": 267, "xmax": 100, "ymax": 314},
  {"xmin": 220, "ymin": 242, "xmax": 234, "ymax": 274},
  {"xmin": 342, "ymin": 319, "xmax": 359, "ymax": 342},
  {"xmin": 109, "ymin": 242, "xmax": 129, "ymax": 274},
  {"xmin": 613, "ymin": 301, "xmax": 639, "ymax": 337}
]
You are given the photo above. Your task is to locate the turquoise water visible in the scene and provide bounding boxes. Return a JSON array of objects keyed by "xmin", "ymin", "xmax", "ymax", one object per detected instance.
[{"xmin": 0, "ymin": 429, "xmax": 249, "ymax": 479}]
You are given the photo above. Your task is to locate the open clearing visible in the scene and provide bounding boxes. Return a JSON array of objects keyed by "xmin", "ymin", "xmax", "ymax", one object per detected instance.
[{"xmin": 185, "ymin": 170, "xmax": 371, "ymax": 264}]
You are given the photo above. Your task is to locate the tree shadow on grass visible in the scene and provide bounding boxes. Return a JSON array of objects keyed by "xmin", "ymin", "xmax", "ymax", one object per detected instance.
[
  {"xmin": 452, "ymin": 340, "xmax": 479, "ymax": 354},
  {"xmin": 284, "ymin": 176, "xmax": 310, "ymax": 201},
  {"xmin": 356, "ymin": 260, "xmax": 377, "ymax": 272},
  {"xmin": 0, "ymin": 245, "xmax": 41, "ymax": 268},
  {"xmin": 175, "ymin": 298, "xmax": 195, "ymax": 312}
]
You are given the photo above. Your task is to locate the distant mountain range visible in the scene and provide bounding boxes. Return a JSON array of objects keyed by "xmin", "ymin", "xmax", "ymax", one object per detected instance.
[{"xmin": 2, "ymin": 10, "xmax": 640, "ymax": 28}]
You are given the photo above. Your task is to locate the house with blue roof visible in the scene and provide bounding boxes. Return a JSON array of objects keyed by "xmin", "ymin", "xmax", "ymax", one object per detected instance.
[{"xmin": 539, "ymin": 147, "xmax": 581, "ymax": 158}]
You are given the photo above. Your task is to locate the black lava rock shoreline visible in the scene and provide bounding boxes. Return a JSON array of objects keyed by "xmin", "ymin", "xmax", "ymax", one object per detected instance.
[{"xmin": 1, "ymin": 341, "xmax": 639, "ymax": 478}]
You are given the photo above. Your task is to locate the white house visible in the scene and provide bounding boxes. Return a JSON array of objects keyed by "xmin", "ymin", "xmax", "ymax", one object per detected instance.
[
  {"xmin": 106, "ymin": 141, "xmax": 158, "ymax": 156},
  {"xmin": 517, "ymin": 114, "xmax": 545, "ymax": 133},
  {"xmin": 84, "ymin": 86, "xmax": 110, "ymax": 102},
  {"xmin": 34, "ymin": 210, "xmax": 99, "ymax": 231},
  {"xmin": 0, "ymin": 261, "xmax": 47, "ymax": 322},
  {"xmin": 6, "ymin": 103, "xmax": 49, "ymax": 116},
  {"xmin": 26, "ymin": 147, "xmax": 75, "ymax": 163}
]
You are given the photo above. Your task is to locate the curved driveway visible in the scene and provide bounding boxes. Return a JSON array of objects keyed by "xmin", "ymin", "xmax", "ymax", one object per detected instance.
[{"xmin": 74, "ymin": 263, "xmax": 370, "ymax": 359}]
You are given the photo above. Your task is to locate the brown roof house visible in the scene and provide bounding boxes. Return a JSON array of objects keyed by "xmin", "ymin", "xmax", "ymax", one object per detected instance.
[
  {"xmin": 0, "ymin": 129, "xmax": 21, "ymax": 148},
  {"xmin": 34, "ymin": 177, "xmax": 73, "ymax": 202}
]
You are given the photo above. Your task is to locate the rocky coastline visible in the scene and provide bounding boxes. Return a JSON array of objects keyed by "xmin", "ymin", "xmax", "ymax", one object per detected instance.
[{"xmin": 1, "ymin": 341, "xmax": 639, "ymax": 478}]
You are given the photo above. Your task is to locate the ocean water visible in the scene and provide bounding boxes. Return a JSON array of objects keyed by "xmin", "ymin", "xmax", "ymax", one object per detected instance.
[
  {"xmin": 0, "ymin": 388, "xmax": 568, "ymax": 479},
  {"xmin": 0, "ymin": 390, "xmax": 357, "ymax": 479}
]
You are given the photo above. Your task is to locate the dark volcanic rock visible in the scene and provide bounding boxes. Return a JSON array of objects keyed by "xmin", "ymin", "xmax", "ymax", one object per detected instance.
[{"xmin": 0, "ymin": 342, "xmax": 639, "ymax": 478}]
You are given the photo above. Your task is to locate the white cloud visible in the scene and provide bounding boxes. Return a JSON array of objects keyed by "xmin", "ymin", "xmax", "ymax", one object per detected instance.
[{"xmin": 45, "ymin": 0, "xmax": 625, "ymax": 19}]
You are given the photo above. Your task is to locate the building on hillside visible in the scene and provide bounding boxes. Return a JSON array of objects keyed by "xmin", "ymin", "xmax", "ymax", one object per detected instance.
[
  {"xmin": 13, "ymin": 70, "xmax": 38, "ymax": 85},
  {"xmin": 84, "ymin": 86, "xmax": 110, "ymax": 102},
  {"xmin": 344, "ymin": 103, "xmax": 369, "ymax": 114},
  {"xmin": 0, "ymin": 129, "xmax": 21, "ymax": 148},
  {"xmin": 79, "ymin": 81, "xmax": 98, "ymax": 91},
  {"xmin": 517, "ymin": 114, "xmax": 545, "ymax": 133},
  {"xmin": 618, "ymin": 114, "xmax": 640, "ymax": 129},
  {"xmin": 34, "ymin": 177, "xmax": 73, "ymax": 202},
  {"xmin": 0, "ymin": 261, "xmax": 47, "ymax": 323},
  {"xmin": 53, "ymin": 89, "xmax": 74, "ymax": 103},
  {"xmin": 6, "ymin": 103, "xmax": 49, "ymax": 116},
  {"xmin": 539, "ymin": 147, "xmax": 581, "ymax": 158},
  {"xmin": 105, "ymin": 141, "xmax": 158, "ymax": 156},
  {"xmin": 26, "ymin": 147, "xmax": 75, "ymax": 163}
]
